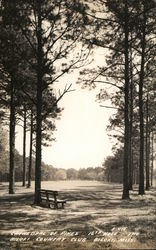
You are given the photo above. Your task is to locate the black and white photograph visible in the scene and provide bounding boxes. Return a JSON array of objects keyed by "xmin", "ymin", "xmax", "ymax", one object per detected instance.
[{"xmin": 0, "ymin": 0, "xmax": 156, "ymax": 249}]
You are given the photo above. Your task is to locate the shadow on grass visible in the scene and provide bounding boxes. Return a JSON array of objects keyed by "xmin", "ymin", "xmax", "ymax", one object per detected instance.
[{"xmin": 0, "ymin": 182, "xmax": 155, "ymax": 249}]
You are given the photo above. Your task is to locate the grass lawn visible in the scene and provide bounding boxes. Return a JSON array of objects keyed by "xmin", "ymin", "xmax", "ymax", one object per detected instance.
[{"xmin": 0, "ymin": 180, "xmax": 156, "ymax": 249}]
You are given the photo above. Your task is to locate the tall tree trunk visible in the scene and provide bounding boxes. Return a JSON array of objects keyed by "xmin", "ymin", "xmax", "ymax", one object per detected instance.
[
  {"xmin": 122, "ymin": 0, "xmax": 130, "ymax": 200},
  {"xmin": 9, "ymin": 76, "xmax": 15, "ymax": 194},
  {"xmin": 145, "ymin": 94, "xmax": 150, "ymax": 190},
  {"xmin": 151, "ymin": 131, "xmax": 154, "ymax": 186},
  {"xmin": 22, "ymin": 105, "xmax": 27, "ymax": 187},
  {"xmin": 138, "ymin": 2, "xmax": 146, "ymax": 195},
  {"xmin": 34, "ymin": 0, "xmax": 42, "ymax": 204},
  {"xmin": 27, "ymin": 110, "xmax": 33, "ymax": 188},
  {"xmin": 129, "ymin": 38, "xmax": 133, "ymax": 190}
]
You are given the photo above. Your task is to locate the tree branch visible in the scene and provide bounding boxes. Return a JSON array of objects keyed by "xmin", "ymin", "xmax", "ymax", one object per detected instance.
[{"xmin": 100, "ymin": 105, "xmax": 118, "ymax": 109}]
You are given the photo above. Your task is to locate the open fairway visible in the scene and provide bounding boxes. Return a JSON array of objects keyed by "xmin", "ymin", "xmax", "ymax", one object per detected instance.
[{"xmin": 0, "ymin": 180, "xmax": 156, "ymax": 249}]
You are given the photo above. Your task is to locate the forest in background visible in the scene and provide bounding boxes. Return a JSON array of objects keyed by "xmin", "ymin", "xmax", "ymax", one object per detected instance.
[
  {"xmin": 0, "ymin": 0, "xmax": 156, "ymax": 203},
  {"xmin": 0, "ymin": 144, "xmax": 104, "ymax": 182},
  {"xmin": 1, "ymin": 124, "xmax": 155, "ymax": 184}
]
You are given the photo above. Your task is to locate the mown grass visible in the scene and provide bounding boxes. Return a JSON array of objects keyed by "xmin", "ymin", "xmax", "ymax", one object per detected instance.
[{"xmin": 0, "ymin": 181, "xmax": 156, "ymax": 249}]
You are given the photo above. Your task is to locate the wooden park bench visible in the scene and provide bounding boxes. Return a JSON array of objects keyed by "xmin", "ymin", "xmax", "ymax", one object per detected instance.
[{"xmin": 39, "ymin": 189, "xmax": 66, "ymax": 209}]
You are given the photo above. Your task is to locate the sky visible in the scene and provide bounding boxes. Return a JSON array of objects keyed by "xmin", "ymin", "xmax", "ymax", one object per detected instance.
[
  {"xmin": 42, "ymin": 83, "xmax": 114, "ymax": 169},
  {"xmin": 15, "ymin": 81, "xmax": 114, "ymax": 170},
  {"xmin": 15, "ymin": 49, "xmax": 115, "ymax": 170}
]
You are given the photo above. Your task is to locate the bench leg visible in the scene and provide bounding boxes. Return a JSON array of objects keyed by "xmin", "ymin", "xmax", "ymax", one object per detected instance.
[
  {"xmin": 54, "ymin": 202, "xmax": 58, "ymax": 209},
  {"xmin": 46, "ymin": 201, "xmax": 51, "ymax": 208}
]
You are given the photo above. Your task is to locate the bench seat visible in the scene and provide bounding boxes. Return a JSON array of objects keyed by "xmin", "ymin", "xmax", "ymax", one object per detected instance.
[{"xmin": 39, "ymin": 189, "xmax": 66, "ymax": 209}]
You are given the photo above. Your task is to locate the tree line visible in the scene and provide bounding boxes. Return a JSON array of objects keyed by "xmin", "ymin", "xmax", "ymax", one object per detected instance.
[
  {"xmin": 103, "ymin": 147, "xmax": 156, "ymax": 185},
  {"xmin": 79, "ymin": 0, "xmax": 156, "ymax": 198},
  {"xmin": 0, "ymin": 0, "xmax": 155, "ymax": 203},
  {"xmin": 0, "ymin": 135, "xmax": 104, "ymax": 182},
  {"xmin": 0, "ymin": 0, "xmax": 89, "ymax": 203}
]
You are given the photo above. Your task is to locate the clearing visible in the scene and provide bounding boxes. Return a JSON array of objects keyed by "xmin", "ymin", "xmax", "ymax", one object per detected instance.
[{"xmin": 0, "ymin": 180, "xmax": 156, "ymax": 250}]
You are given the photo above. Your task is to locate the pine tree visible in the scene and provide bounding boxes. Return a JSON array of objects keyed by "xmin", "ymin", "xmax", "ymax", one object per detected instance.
[{"xmin": 14, "ymin": 0, "xmax": 89, "ymax": 204}]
